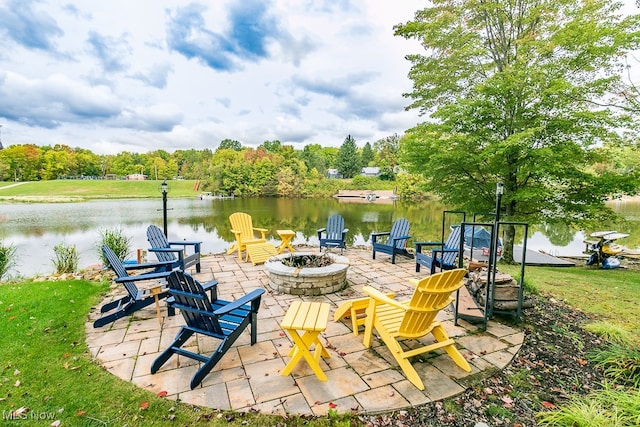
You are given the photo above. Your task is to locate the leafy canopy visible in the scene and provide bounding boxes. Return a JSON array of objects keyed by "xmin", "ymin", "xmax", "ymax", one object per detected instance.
[{"xmin": 397, "ymin": 0, "xmax": 640, "ymax": 227}]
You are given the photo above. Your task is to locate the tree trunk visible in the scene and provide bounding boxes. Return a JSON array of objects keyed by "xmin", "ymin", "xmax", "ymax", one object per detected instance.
[{"xmin": 502, "ymin": 223, "xmax": 516, "ymax": 264}]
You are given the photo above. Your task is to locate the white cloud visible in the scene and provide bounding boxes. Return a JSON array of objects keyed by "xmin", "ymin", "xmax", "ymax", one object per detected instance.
[
  {"xmin": 0, "ymin": 0, "xmax": 428, "ymax": 153},
  {"xmin": 9, "ymin": 0, "xmax": 635, "ymax": 156}
]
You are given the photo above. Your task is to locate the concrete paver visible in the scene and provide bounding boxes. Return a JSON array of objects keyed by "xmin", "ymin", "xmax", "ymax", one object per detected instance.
[{"xmin": 86, "ymin": 247, "xmax": 524, "ymax": 415}]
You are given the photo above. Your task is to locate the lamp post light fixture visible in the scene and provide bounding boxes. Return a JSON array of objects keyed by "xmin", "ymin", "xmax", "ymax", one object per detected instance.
[
  {"xmin": 495, "ymin": 181, "xmax": 504, "ymax": 222},
  {"xmin": 161, "ymin": 179, "xmax": 168, "ymax": 237}
]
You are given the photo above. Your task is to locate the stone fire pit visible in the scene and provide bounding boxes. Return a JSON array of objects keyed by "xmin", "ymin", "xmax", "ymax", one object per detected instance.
[{"xmin": 264, "ymin": 251, "xmax": 350, "ymax": 296}]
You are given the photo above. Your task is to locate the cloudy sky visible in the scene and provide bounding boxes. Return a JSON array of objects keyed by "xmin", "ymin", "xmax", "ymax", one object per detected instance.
[{"xmin": 0, "ymin": 0, "xmax": 428, "ymax": 154}]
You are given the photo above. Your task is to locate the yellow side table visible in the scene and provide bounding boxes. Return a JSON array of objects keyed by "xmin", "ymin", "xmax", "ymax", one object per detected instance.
[
  {"xmin": 280, "ymin": 301, "xmax": 330, "ymax": 381},
  {"xmin": 276, "ymin": 229, "xmax": 296, "ymax": 254}
]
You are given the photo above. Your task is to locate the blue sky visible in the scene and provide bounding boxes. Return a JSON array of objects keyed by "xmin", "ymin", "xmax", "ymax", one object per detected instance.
[{"xmin": 0, "ymin": 0, "xmax": 426, "ymax": 154}]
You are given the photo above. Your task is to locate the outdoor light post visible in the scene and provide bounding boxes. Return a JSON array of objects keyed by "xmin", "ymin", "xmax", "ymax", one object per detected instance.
[
  {"xmin": 488, "ymin": 181, "xmax": 504, "ymax": 317},
  {"xmin": 495, "ymin": 181, "xmax": 504, "ymax": 224},
  {"xmin": 161, "ymin": 179, "xmax": 168, "ymax": 237}
]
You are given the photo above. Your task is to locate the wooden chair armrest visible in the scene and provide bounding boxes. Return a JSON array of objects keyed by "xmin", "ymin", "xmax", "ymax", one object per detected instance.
[
  {"xmin": 317, "ymin": 227, "xmax": 327, "ymax": 233},
  {"xmin": 148, "ymin": 247, "xmax": 182, "ymax": 253},
  {"xmin": 115, "ymin": 270, "xmax": 171, "ymax": 283},
  {"xmin": 415, "ymin": 242, "xmax": 444, "ymax": 253},
  {"xmin": 362, "ymin": 286, "xmax": 407, "ymax": 311},
  {"xmin": 371, "ymin": 232, "xmax": 390, "ymax": 237},
  {"xmin": 168, "ymin": 240, "xmax": 202, "ymax": 248},
  {"xmin": 213, "ymin": 289, "xmax": 265, "ymax": 315},
  {"xmin": 124, "ymin": 260, "xmax": 175, "ymax": 271},
  {"xmin": 371, "ymin": 232, "xmax": 390, "ymax": 244},
  {"xmin": 253, "ymin": 227, "xmax": 268, "ymax": 232}
]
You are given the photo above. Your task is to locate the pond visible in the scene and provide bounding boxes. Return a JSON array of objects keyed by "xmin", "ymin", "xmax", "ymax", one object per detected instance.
[{"xmin": 2, "ymin": 196, "xmax": 639, "ymax": 278}]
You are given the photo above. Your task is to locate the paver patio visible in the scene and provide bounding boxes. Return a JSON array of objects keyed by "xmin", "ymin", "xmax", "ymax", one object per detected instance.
[{"xmin": 86, "ymin": 247, "xmax": 524, "ymax": 416}]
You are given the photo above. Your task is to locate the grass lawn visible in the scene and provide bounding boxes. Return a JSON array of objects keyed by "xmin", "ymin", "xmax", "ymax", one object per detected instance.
[
  {"xmin": 501, "ymin": 263, "xmax": 640, "ymax": 343},
  {"xmin": 0, "ymin": 179, "xmax": 202, "ymax": 200}
]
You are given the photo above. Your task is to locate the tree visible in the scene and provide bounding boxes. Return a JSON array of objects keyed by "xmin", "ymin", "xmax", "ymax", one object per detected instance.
[
  {"xmin": 335, "ymin": 135, "xmax": 361, "ymax": 179},
  {"xmin": 373, "ymin": 134, "xmax": 400, "ymax": 180},
  {"xmin": 217, "ymin": 139, "xmax": 242, "ymax": 151},
  {"xmin": 299, "ymin": 143, "xmax": 328, "ymax": 176},
  {"xmin": 396, "ymin": 0, "xmax": 640, "ymax": 261},
  {"xmin": 360, "ymin": 142, "xmax": 374, "ymax": 167}
]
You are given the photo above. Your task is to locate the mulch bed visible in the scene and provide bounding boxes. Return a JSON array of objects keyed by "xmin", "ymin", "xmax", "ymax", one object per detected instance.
[{"xmin": 359, "ymin": 295, "xmax": 606, "ymax": 426}]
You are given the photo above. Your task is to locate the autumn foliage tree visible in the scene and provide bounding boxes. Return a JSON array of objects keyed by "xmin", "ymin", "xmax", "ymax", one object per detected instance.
[{"xmin": 396, "ymin": 0, "xmax": 640, "ymax": 261}]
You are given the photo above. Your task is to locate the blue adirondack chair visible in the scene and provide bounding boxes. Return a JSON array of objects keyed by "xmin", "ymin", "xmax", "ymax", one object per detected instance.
[
  {"xmin": 151, "ymin": 270, "xmax": 265, "ymax": 389},
  {"xmin": 146, "ymin": 224, "xmax": 202, "ymax": 273},
  {"xmin": 415, "ymin": 224, "xmax": 462, "ymax": 274},
  {"xmin": 94, "ymin": 245, "xmax": 177, "ymax": 328},
  {"xmin": 371, "ymin": 218, "xmax": 413, "ymax": 264},
  {"xmin": 317, "ymin": 214, "xmax": 349, "ymax": 251}
]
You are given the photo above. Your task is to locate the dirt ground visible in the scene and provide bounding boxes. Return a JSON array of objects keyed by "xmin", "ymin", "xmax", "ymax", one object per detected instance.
[{"xmin": 358, "ymin": 295, "xmax": 606, "ymax": 426}]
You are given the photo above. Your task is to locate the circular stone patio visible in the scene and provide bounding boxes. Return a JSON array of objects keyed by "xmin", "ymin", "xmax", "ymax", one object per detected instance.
[{"xmin": 86, "ymin": 247, "xmax": 524, "ymax": 416}]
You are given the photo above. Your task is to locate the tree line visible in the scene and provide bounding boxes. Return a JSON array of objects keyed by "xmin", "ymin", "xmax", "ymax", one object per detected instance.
[{"xmin": 0, "ymin": 134, "xmax": 423, "ymax": 198}]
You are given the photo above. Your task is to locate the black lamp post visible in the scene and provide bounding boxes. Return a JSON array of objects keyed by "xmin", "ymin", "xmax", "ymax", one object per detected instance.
[
  {"xmin": 486, "ymin": 181, "xmax": 504, "ymax": 317},
  {"xmin": 161, "ymin": 179, "xmax": 168, "ymax": 237},
  {"xmin": 495, "ymin": 181, "xmax": 504, "ymax": 223}
]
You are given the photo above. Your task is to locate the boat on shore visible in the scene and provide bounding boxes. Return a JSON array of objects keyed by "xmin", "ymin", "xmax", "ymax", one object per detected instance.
[{"xmin": 199, "ymin": 192, "xmax": 234, "ymax": 200}]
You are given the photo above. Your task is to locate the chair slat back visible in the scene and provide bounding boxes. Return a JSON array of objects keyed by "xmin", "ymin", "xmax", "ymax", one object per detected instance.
[
  {"xmin": 326, "ymin": 214, "xmax": 345, "ymax": 240},
  {"xmin": 229, "ymin": 212, "xmax": 254, "ymax": 242},
  {"xmin": 389, "ymin": 218, "xmax": 410, "ymax": 249},
  {"xmin": 102, "ymin": 245, "xmax": 139, "ymax": 299},
  {"xmin": 445, "ymin": 225, "xmax": 462, "ymax": 249},
  {"xmin": 146, "ymin": 225, "xmax": 176, "ymax": 263},
  {"xmin": 399, "ymin": 269, "xmax": 467, "ymax": 337},
  {"xmin": 167, "ymin": 271, "xmax": 223, "ymax": 335},
  {"xmin": 440, "ymin": 225, "xmax": 462, "ymax": 265}
]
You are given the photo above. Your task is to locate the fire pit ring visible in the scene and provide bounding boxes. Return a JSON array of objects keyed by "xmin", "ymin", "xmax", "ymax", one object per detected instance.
[{"xmin": 264, "ymin": 251, "xmax": 350, "ymax": 296}]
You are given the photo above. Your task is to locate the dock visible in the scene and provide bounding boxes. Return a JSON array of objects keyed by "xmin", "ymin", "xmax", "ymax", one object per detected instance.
[
  {"xmin": 467, "ymin": 246, "xmax": 576, "ymax": 267},
  {"xmin": 334, "ymin": 189, "xmax": 397, "ymax": 204}
]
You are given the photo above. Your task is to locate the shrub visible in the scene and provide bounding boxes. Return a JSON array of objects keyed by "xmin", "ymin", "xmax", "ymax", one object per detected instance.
[
  {"xmin": 97, "ymin": 228, "xmax": 131, "ymax": 264},
  {"xmin": 584, "ymin": 321, "xmax": 633, "ymax": 347},
  {"xmin": 0, "ymin": 239, "xmax": 18, "ymax": 280},
  {"xmin": 52, "ymin": 242, "xmax": 79, "ymax": 274},
  {"xmin": 588, "ymin": 345, "xmax": 640, "ymax": 389}
]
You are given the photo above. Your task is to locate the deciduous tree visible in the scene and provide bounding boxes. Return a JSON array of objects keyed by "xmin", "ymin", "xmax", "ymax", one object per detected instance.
[{"xmin": 396, "ymin": 0, "xmax": 640, "ymax": 261}]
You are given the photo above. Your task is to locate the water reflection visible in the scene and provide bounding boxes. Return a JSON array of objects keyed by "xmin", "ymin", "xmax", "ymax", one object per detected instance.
[{"xmin": 1, "ymin": 197, "xmax": 638, "ymax": 278}]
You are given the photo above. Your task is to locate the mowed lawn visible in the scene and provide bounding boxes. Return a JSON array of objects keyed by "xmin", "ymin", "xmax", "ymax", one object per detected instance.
[{"xmin": 0, "ymin": 179, "xmax": 202, "ymax": 199}]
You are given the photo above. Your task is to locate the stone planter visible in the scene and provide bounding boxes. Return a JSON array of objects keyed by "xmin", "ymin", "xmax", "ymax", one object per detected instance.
[{"xmin": 264, "ymin": 252, "xmax": 350, "ymax": 296}]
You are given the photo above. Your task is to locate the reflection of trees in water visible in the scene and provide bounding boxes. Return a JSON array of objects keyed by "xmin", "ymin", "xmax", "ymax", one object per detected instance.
[
  {"xmin": 180, "ymin": 198, "xmax": 640, "ymax": 252},
  {"xmin": 179, "ymin": 198, "xmax": 451, "ymax": 246},
  {"xmin": 533, "ymin": 223, "xmax": 578, "ymax": 247},
  {"xmin": 8, "ymin": 197, "xmax": 638, "ymax": 250}
]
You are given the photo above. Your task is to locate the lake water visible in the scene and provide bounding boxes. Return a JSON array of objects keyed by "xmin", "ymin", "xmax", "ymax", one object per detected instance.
[{"xmin": 2, "ymin": 197, "xmax": 639, "ymax": 278}]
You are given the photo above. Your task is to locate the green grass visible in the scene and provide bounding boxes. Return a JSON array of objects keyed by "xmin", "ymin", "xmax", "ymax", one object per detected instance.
[
  {"xmin": 537, "ymin": 385, "xmax": 640, "ymax": 427},
  {"xmin": 0, "ymin": 280, "xmax": 357, "ymax": 426},
  {"xmin": 0, "ymin": 179, "xmax": 202, "ymax": 200},
  {"xmin": 500, "ymin": 264, "xmax": 640, "ymax": 343}
]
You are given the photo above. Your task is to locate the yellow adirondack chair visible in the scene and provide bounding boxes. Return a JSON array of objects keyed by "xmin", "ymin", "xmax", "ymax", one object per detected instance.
[
  {"xmin": 362, "ymin": 268, "xmax": 471, "ymax": 390},
  {"xmin": 227, "ymin": 212, "xmax": 269, "ymax": 260}
]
